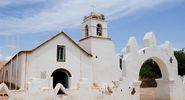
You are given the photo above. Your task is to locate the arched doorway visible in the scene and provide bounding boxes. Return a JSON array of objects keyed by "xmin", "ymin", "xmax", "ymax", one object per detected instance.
[
  {"xmin": 97, "ymin": 24, "xmax": 102, "ymax": 36},
  {"xmin": 139, "ymin": 58, "xmax": 170, "ymax": 100},
  {"xmin": 139, "ymin": 59, "xmax": 162, "ymax": 100},
  {"xmin": 51, "ymin": 68, "xmax": 71, "ymax": 94},
  {"xmin": 139, "ymin": 59, "xmax": 162, "ymax": 87}
]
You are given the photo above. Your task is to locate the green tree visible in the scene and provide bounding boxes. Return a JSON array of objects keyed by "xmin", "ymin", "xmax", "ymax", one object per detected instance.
[
  {"xmin": 139, "ymin": 59, "xmax": 162, "ymax": 79},
  {"xmin": 139, "ymin": 59, "xmax": 162, "ymax": 87},
  {"xmin": 174, "ymin": 49, "xmax": 185, "ymax": 76}
]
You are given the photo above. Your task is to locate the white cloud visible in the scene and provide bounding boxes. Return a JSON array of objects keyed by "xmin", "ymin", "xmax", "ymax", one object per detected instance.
[
  {"xmin": 0, "ymin": 0, "xmax": 182, "ymax": 35},
  {"xmin": 0, "ymin": 0, "xmax": 48, "ymax": 6}
]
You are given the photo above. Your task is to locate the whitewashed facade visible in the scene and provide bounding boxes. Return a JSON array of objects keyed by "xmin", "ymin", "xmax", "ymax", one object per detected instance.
[{"xmin": 0, "ymin": 12, "xmax": 185, "ymax": 100}]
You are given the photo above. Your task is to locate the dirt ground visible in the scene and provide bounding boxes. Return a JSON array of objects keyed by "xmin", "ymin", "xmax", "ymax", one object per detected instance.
[
  {"xmin": 140, "ymin": 88, "xmax": 155, "ymax": 100},
  {"xmin": 0, "ymin": 88, "xmax": 163, "ymax": 100}
]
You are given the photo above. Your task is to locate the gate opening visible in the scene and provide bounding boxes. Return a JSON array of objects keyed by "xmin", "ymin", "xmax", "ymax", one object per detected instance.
[
  {"xmin": 139, "ymin": 59, "xmax": 162, "ymax": 88},
  {"xmin": 139, "ymin": 59, "xmax": 163, "ymax": 100}
]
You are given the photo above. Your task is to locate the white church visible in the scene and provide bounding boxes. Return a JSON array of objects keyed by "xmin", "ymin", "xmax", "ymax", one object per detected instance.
[{"xmin": 0, "ymin": 11, "xmax": 185, "ymax": 100}]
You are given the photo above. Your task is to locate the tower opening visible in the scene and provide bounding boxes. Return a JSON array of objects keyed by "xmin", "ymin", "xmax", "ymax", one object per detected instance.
[
  {"xmin": 85, "ymin": 25, "xmax": 89, "ymax": 37},
  {"xmin": 97, "ymin": 24, "xmax": 102, "ymax": 36}
]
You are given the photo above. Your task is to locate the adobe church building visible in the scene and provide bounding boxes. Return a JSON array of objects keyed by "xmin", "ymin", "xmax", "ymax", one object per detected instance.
[{"xmin": 0, "ymin": 11, "xmax": 185, "ymax": 100}]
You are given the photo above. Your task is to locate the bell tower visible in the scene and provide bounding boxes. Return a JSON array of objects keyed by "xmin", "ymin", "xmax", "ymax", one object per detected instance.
[
  {"xmin": 81, "ymin": 11, "xmax": 108, "ymax": 38},
  {"xmin": 79, "ymin": 12, "xmax": 121, "ymax": 84},
  {"xmin": 79, "ymin": 11, "xmax": 110, "ymax": 54}
]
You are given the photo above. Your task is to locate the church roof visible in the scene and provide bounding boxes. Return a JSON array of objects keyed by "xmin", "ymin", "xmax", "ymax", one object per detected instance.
[{"xmin": 5, "ymin": 32, "xmax": 92, "ymax": 66}]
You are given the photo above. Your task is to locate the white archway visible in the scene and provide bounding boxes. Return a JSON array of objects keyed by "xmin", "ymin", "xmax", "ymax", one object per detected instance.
[
  {"xmin": 0, "ymin": 83, "xmax": 10, "ymax": 99},
  {"xmin": 122, "ymin": 32, "xmax": 178, "ymax": 99}
]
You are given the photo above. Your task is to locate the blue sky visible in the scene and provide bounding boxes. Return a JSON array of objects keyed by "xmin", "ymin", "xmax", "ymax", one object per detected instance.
[{"xmin": 0, "ymin": 0, "xmax": 185, "ymax": 60}]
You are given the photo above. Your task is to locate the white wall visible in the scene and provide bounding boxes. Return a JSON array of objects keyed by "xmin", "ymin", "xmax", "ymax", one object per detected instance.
[
  {"xmin": 27, "ymin": 33, "xmax": 92, "ymax": 89},
  {"xmin": 2, "ymin": 53, "xmax": 25, "ymax": 90},
  {"xmin": 80, "ymin": 37, "xmax": 122, "ymax": 84}
]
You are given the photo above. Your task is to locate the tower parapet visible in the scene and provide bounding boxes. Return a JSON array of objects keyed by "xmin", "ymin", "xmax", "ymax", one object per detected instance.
[{"xmin": 83, "ymin": 12, "xmax": 105, "ymax": 21}]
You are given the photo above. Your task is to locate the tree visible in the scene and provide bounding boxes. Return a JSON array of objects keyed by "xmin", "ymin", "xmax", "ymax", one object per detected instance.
[
  {"xmin": 139, "ymin": 59, "xmax": 162, "ymax": 79},
  {"xmin": 174, "ymin": 49, "xmax": 185, "ymax": 76},
  {"xmin": 139, "ymin": 59, "xmax": 162, "ymax": 87}
]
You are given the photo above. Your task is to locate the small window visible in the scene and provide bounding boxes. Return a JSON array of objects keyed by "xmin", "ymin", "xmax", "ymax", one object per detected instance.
[
  {"xmin": 85, "ymin": 25, "xmax": 89, "ymax": 37},
  {"xmin": 57, "ymin": 45, "xmax": 65, "ymax": 62},
  {"xmin": 120, "ymin": 58, "xmax": 122, "ymax": 70},
  {"xmin": 97, "ymin": 24, "xmax": 102, "ymax": 36}
]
